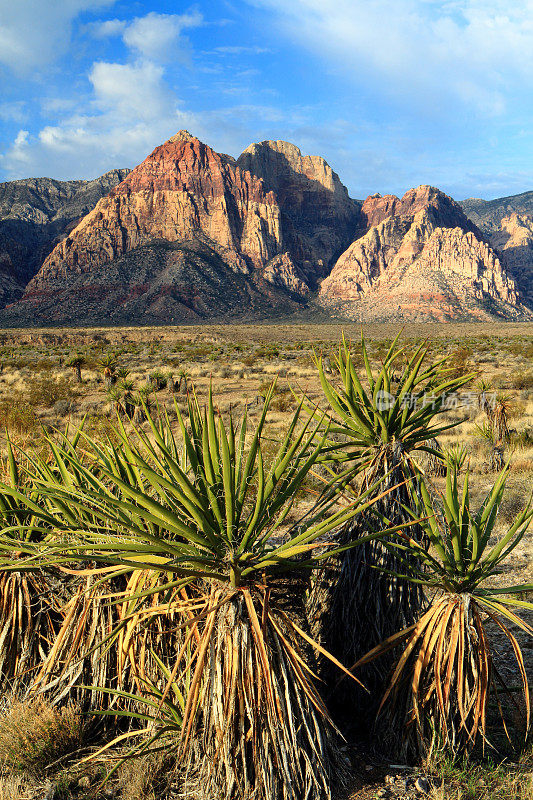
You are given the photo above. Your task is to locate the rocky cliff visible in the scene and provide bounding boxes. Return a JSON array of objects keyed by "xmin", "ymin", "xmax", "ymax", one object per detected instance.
[
  {"xmin": 0, "ymin": 169, "xmax": 130, "ymax": 305},
  {"xmin": 319, "ymin": 187, "xmax": 526, "ymax": 322},
  {"xmin": 237, "ymin": 140, "xmax": 360, "ymax": 285},
  {"xmin": 1, "ymin": 132, "xmax": 532, "ymax": 326},
  {"xmin": 460, "ymin": 191, "xmax": 533, "ymax": 235},
  {"xmin": 2, "ymin": 132, "xmax": 359, "ymax": 325}
]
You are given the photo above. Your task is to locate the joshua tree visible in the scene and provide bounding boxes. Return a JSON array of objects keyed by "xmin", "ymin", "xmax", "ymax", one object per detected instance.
[
  {"xmin": 97, "ymin": 353, "xmax": 118, "ymax": 389},
  {"xmin": 149, "ymin": 370, "xmax": 167, "ymax": 391},
  {"xmin": 65, "ymin": 353, "xmax": 85, "ymax": 383},
  {"xmin": 493, "ymin": 392, "xmax": 512, "ymax": 444}
]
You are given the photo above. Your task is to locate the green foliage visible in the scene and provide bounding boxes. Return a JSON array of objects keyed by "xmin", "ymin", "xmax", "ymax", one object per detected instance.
[
  {"xmin": 312, "ymin": 331, "xmax": 473, "ymax": 482},
  {"xmin": 357, "ymin": 465, "xmax": 533, "ymax": 758}
]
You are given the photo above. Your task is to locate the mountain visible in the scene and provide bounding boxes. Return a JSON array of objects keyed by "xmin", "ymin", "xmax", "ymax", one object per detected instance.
[
  {"xmin": 0, "ymin": 170, "xmax": 130, "ymax": 306},
  {"xmin": 236, "ymin": 139, "xmax": 360, "ymax": 286},
  {"xmin": 318, "ymin": 187, "xmax": 525, "ymax": 322},
  {"xmin": 0, "ymin": 132, "xmax": 359, "ymax": 325},
  {"xmin": 460, "ymin": 191, "xmax": 533, "ymax": 235},
  {"xmin": 460, "ymin": 192, "xmax": 533, "ymax": 310},
  {"xmin": 0, "ymin": 132, "xmax": 531, "ymax": 326}
]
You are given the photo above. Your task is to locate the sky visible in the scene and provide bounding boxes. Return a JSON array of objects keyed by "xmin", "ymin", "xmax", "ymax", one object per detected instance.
[{"xmin": 1, "ymin": 1, "xmax": 533, "ymax": 201}]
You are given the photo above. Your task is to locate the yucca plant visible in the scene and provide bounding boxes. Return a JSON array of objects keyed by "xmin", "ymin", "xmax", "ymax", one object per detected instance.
[
  {"xmin": 0, "ymin": 388, "xmax": 388, "ymax": 800},
  {"xmin": 0, "ymin": 439, "xmax": 60, "ymax": 695},
  {"xmin": 475, "ymin": 379, "xmax": 495, "ymax": 420},
  {"xmin": 17, "ymin": 423, "xmax": 187, "ymax": 710},
  {"xmin": 97, "ymin": 353, "xmax": 118, "ymax": 389},
  {"xmin": 425, "ymin": 437, "xmax": 446, "ymax": 477},
  {"xmin": 307, "ymin": 332, "xmax": 473, "ymax": 726},
  {"xmin": 445, "ymin": 443, "xmax": 468, "ymax": 473},
  {"xmin": 354, "ymin": 464, "xmax": 533, "ymax": 759},
  {"xmin": 474, "ymin": 421, "xmax": 505, "ymax": 472},
  {"xmin": 494, "ymin": 392, "xmax": 512, "ymax": 444},
  {"xmin": 65, "ymin": 353, "xmax": 85, "ymax": 384}
]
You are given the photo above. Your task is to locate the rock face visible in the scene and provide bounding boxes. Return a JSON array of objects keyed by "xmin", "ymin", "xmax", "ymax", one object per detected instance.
[
  {"xmin": 1, "ymin": 133, "xmax": 531, "ymax": 326},
  {"xmin": 319, "ymin": 186, "xmax": 525, "ymax": 322},
  {"xmin": 3, "ymin": 132, "xmax": 358, "ymax": 325},
  {"xmin": 32, "ymin": 132, "xmax": 283, "ymax": 285},
  {"xmin": 490, "ymin": 213, "xmax": 533, "ymax": 306},
  {"xmin": 461, "ymin": 192, "xmax": 533, "ymax": 310},
  {"xmin": 0, "ymin": 169, "xmax": 130, "ymax": 305},
  {"xmin": 237, "ymin": 139, "xmax": 360, "ymax": 285},
  {"xmin": 460, "ymin": 191, "xmax": 533, "ymax": 235}
]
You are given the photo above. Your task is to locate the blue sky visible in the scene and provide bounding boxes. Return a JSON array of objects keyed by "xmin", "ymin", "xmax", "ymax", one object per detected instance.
[{"xmin": 1, "ymin": 1, "xmax": 532, "ymax": 201}]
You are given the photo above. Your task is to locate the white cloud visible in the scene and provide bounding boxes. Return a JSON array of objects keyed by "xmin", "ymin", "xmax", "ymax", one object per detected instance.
[
  {"xmin": 4, "ymin": 129, "xmax": 31, "ymax": 166},
  {"xmin": 214, "ymin": 46, "xmax": 270, "ymax": 55},
  {"xmin": 88, "ymin": 18, "xmax": 126, "ymax": 38},
  {"xmin": 89, "ymin": 60, "xmax": 172, "ymax": 121},
  {"xmin": 0, "ymin": 7, "xmax": 205, "ymax": 179},
  {"xmin": 0, "ymin": 0, "xmax": 115, "ymax": 73},
  {"xmin": 122, "ymin": 11, "xmax": 202, "ymax": 63},
  {"xmin": 250, "ymin": 0, "xmax": 533, "ymax": 117},
  {"xmin": 0, "ymin": 56, "xmax": 199, "ymax": 179},
  {"xmin": 0, "ymin": 101, "xmax": 28, "ymax": 123}
]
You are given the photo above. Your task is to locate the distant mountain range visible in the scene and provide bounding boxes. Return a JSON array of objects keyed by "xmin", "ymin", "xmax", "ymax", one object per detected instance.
[{"xmin": 0, "ymin": 131, "xmax": 532, "ymax": 326}]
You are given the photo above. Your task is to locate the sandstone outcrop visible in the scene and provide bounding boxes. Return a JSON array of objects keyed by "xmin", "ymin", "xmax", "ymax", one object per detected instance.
[
  {"xmin": 31, "ymin": 132, "xmax": 283, "ymax": 288},
  {"xmin": 237, "ymin": 139, "xmax": 360, "ymax": 284},
  {"xmin": 1, "ymin": 134, "xmax": 532, "ymax": 326},
  {"xmin": 319, "ymin": 187, "xmax": 525, "ymax": 322},
  {"xmin": 490, "ymin": 213, "xmax": 533, "ymax": 305}
]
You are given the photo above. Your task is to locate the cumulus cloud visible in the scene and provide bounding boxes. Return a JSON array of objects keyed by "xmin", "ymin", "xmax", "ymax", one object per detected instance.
[
  {"xmin": 88, "ymin": 10, "xmax": 203, "ymax": 63},
  {"xmin": 0, "ymin": 0, "xmax": 115, "ymax": 73},
  {"xmin": 250, "ymin": 0, "xmax": 533, "ymax": 116},
  {"xmin": 0, "ymin": 56, "xmax": 198, "ymax": 178},
  {"xmin": 88, "ymin": 18, "xmax": 126, "ymax": 38},
  {"xmin": 123, "ymin": 11, "xmax": 202, "ymax": 62},
  {"xmin": 0, "ymin": 7, "xmax": 205, "ymax": 178}
]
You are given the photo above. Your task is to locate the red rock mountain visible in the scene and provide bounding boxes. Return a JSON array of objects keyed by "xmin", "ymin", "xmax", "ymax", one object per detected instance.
[
  {"xmin": 0, "ymin": 132, "xmax": 531, "ymax": 325},
  {"xmin": 318, "ymin": 187, "xmax": 526, "ymax": 322}
]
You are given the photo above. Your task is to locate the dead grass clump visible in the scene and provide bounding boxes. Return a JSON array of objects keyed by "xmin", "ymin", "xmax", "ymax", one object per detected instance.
[
  {"xmin": 499, "ymin": 491, "xmax": 526, "ymax": 524},
  {"xmin": 25, "ymin": 375, "xmax": 73, "ymax": 408},
  {"xmin": 511, "ymin": 372, "xmax": 533, "ymax": 390},
  {"xmin": 0, "ymin": 401, "xmax": 38, "ymax": 436},
  {"xmin": 0, "ymin": 775, "xmax": 31, "ymax": 800},
  {"xmin": 0, "ymin": 700, "xmax": 83, "ymax": 776},
  {"xmin": 117, "ymin": 752, "xmax": 172, "ymax": 800},
  {"xmin": 510, "ymin": 458, "xmax": 533, "ymax": 473}
]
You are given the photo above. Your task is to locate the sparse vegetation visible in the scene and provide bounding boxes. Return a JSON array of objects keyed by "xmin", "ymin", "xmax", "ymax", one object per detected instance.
[{"xmin": 0, "ymin": 323, "xmax": 531, "ymax": 800}]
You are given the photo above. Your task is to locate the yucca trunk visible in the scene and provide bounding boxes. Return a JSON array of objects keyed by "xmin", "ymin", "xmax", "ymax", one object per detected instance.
[
  {"xmin": 182, "ymin": 586, "xmax": 347, "ymax": 800},
  {"xmin": 30, "ymin": 573, "xmax": 188, "ymax": 712},
  {"xmin": 0, "ymin": 571, "xmax": 59, "ymax": 697},
  {"xmin": 28, "ymin": 576, "xmax": 120, "ymax": 709},
  {"xmin": 367, "ymin": 594, "xmax": 494, "ymax": 761},
  {"xmin": 309, "ymin": 443, "xmax": 426, "ymax": 734}
]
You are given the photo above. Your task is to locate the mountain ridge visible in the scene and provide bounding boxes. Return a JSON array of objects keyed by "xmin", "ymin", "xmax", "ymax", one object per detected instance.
[{"xmin": 0, "ymin": 132, "xmax": 532, "ymax": 326}]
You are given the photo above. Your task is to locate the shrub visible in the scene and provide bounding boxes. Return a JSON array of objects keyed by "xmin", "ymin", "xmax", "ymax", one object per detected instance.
[
  {"xmin": 0, "ymin": 700, "xmax": 83, "ymax": 776},
  {"xmin": 511, "ymin": 372, "xmax": 533, "ymax": 390},
  {"xmin": 25, "ymin": 375, "xmax": 73, "ymax": 408},
  {"xmin": 0, "ymin": 401, "xmax": 37, "ymax": 436}
]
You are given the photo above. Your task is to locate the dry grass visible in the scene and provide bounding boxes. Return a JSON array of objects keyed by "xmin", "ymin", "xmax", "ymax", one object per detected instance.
[{"xmin": 0, "ymin": 700, "xmax": 83, "ymax": 777}]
